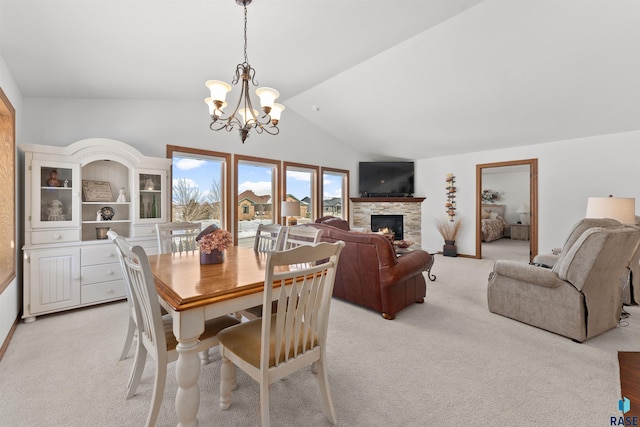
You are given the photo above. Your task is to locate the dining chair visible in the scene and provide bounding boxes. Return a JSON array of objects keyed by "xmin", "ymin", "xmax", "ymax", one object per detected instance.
[
  {"xmin": 108, "ymin": 230, "xmax": 138, "ymax": 361},
  {"xmin": 254, "ymin": 223, "xmax": 284, "ymax": 252},
  {"xmin": 281, "ymin": 225, "xmax": 323, "ymax": 250},
  {"xmin": 156, "ymin": 221, "xmax": 201, "ymax": 255},
  {"xmin": 110, "ymin": 233, "xmax": 240, "ymax": 427},
  {"xmin": 218, "ymin": 241, "xmax": 345, "ymax": 426},
  {"xmin": 116, "ymin": 222, "xmax": 201, "ymax": 360}
]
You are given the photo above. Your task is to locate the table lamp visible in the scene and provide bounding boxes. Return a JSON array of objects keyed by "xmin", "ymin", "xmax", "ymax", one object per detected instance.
[
  {"xmin": 281, "ymin": 201, "xmax": 301, "ymax": 226},
  {"xmin": 516, "ymin": 203, "xmax": 530, "ymax": 225},
  {"xmin": 585, "ymin": 195, "xmax": 635, "ymax": 224}
]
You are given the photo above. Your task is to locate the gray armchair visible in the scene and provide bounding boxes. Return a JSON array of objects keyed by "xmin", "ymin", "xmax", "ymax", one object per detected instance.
[
  {"xmin": 533, "ymin": 218, "xmax": 640, "ymax": 305},
  {"xmin": 488, "ymin": 226, "xmax": 640, "ymax": 342}
]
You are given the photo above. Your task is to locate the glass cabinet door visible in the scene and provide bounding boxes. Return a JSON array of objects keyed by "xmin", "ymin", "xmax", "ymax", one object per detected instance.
[
  {"xmin": 136, "ymin": 170, "xmax": 166, "ymax": 222},
  {"xmin": 31, "ymin": 160, "xmax": 80, "ymax": 228}
]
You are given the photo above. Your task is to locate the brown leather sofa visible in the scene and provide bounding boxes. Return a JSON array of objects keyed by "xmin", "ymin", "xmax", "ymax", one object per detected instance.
[{"xmin": 309, "ymin": 218, "xmax": 432, "ymax": 319}]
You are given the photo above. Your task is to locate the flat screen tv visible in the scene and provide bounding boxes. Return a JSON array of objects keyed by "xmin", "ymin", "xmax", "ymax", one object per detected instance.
[{"xmin": 359, "ymin": 162, "xmax": 414, "ymax": 197}]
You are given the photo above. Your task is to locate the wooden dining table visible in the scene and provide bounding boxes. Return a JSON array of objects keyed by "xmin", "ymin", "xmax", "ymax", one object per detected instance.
[{"xmin": 148, "ymin": 245, "xmax": 271, "ymax": 427}]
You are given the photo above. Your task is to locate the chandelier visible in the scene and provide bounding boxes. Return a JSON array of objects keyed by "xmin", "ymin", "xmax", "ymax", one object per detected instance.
[{"xmin": 205, "ymin": 0, "xmax": 284, "ymax": 143}]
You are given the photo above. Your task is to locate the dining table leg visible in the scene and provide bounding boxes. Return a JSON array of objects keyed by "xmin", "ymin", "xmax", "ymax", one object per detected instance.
[{"xmin": 173, "ymin": 309, "xmax": 205, "ymax": 427}]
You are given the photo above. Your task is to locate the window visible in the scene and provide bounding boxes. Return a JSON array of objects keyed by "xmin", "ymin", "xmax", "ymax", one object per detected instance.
[
  {"xmin": 283, "ymin": 162, "xmax": 319, "ymax": 224},
  {"xmin": 235, "ymin": 155, "xmax": 280, "ymax": 247},
  {"xmin": 321, "ymin": 167, "xmax": 349, "ymax": 221},
  {"xmin": 167, "ymin": 146, "xmax": 231, "ymax": 231}
]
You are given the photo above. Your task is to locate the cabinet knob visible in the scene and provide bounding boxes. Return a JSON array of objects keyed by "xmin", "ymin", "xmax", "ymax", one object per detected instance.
[
  {"xmin": 106, "ymin": 288, "xmax": 114, "ymax": 294},
  {"xmin": 106, "ymin": 270, "xmax": 114, "ymax": 276},
  {"xmin": 52, "ymin": 234, "xmax": 61, "ymax": 240},
  {"xmin": 106, "ymin": 252, "xmax": 114, "ymax": 258}
]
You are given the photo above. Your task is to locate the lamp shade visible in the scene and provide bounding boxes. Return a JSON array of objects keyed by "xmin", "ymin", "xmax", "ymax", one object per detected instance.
[
  {"xmin": 585, "ymin": 196, "xmax": 635, "ymax": 224},
  {"xmin": 204, "ymin": 98, "xmax": 227, "ymax": 116},
  {"xmin": 256, "ymin": 87, "xmax": 279, "ymax": 109},
  {"xmin": 205, "ymin": 80, "xmax": 232, "ymax": 103},
  {"xmin": 269, "ymin": 103, "xmax": 285, "ymax": 123},
  {"xmin": 281, "ymin": 201, "xmax": 300, "ymax": 217},
  {"xmin": 516, "ymin": 203, "xmax": 530, "ymax": 214}
]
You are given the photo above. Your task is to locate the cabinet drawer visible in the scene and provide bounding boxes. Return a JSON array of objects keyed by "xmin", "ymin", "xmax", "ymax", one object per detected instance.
[
  {"xmin": 81, "ymin": 245, "xmax": 119, "ymax": 266},
  {"xmin": 31, "ymin": 229, "xmax": 80, "ymax": 245},
  {"xmin": 81, "ymin": 280, "xmax": 126, "ymax": 304},
  {"xmin": 511, "ymin": 226, "xmax": 529, "ymax": 240},
  {"xmin": 133, "ymin": 225, "xmax": 158, "ymax": 238},
  {"xmin": 81, "ymin": 262, "xmax": 123, "ymax": 285}
]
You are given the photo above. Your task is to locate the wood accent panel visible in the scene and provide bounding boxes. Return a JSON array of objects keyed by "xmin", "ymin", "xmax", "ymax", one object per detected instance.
[
  {"xmin": 0, "ymin": 87, "xmax": 15, "ymax": 294},
  {"xmin": 619, "ymin": 352, "xmax": 640, "ymax": 417}
]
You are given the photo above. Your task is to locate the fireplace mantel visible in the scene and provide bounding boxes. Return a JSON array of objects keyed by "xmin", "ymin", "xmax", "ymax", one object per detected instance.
[{"xmin": 350, "ymin": 197, "xmax": 426, "ymax": 203}]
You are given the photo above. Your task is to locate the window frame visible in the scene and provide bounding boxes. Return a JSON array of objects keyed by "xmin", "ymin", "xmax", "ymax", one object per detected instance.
[
  {"xmin": 166, "ymin": 145, "xmax": 231, "ymax": 231},
  {"xmin": 320, "ymin": 166, "xmax": 350, "ymax": 222},
  {"xmin": 283, "ymin": 161, "xmax": 320, "ymax": 223},
  {"xmin": 234, "ymin": 154, "xmax": 281, "ymax": 245}
]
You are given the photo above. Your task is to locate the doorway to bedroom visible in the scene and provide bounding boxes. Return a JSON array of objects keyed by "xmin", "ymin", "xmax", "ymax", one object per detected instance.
[{"xmin": 476, "ymin": 159, "xmax": 538, "ymax": 262}]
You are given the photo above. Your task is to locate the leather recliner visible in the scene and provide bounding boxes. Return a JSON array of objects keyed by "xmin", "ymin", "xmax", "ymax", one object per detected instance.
[{"xmin": 310, "ymin": 218, "xmax": 432, "ymax": 319}]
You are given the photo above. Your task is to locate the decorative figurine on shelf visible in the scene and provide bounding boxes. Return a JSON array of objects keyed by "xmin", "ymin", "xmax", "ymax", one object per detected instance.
[
  {"xmin": 116, "ymin": 187, "xmax": 126, "ymax": 203},
  {"xmin": 100, "ymin": 206, "xmax": 115, "ymax": 221},
  {"xmin": 47, "ymin": 199, "xmax": 66, "ymax": 221},
  {"xmin": 63, "ymin": 179, "xmax": 69, "ymax": 188},
  {"xmin": 96, "ymin": 210, "xmax": 103, "ymax": 221},
  {"xmin": 144, "ymin": 178, "xmax": 154, "ymax": 191},
  {"xmin": 46, "ymin": 169, "xmax": 61, "ymax": 187}
]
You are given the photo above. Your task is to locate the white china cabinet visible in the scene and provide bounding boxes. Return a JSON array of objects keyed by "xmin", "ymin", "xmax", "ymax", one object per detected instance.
[{"xmin": 21, "ymin": 138, "xmax": 171, "ymax": 322}]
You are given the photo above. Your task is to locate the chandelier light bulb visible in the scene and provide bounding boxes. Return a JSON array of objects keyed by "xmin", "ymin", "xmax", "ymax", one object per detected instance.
[{"xmin": 238, "ymin": 107, "xmax": 259, "ymax": 126}]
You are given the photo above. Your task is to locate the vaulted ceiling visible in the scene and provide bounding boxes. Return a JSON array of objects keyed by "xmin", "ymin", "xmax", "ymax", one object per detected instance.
[{"xmin": 1, "ymin": 0, "xmax": 638, "ymax": 159}]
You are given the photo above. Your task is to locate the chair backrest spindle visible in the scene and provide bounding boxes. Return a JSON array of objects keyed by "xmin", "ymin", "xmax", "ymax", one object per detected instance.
[{"xmin": 156, "ymin": 222, "xmax": 201, "ymax": 255}]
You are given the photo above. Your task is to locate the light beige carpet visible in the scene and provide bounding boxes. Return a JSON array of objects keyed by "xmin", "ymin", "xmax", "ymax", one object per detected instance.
[{"xmin": 1, "ymin": 254, "xmax": 638, "ymax": 426}]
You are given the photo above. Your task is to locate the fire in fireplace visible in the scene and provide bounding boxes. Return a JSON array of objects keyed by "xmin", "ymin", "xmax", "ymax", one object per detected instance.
[{"xmin": 371, "ymin": 214, "xmax": 403, "ymax": 241}]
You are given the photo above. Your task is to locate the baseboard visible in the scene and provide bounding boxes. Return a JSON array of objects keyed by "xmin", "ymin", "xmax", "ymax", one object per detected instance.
[{"xmin": 0, "ymin": 315, "xmax": 20, "ymax": 362}]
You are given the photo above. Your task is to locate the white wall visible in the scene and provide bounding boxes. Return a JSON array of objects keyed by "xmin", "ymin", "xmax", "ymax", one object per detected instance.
[
  {"xmin": 21, "ymin": 97, "xmax": 371, "ymax": 195},
  {"xmin": 0, "ymin": 53, "xmax": 23, "ymax": 350},
  {"xmin": 482, "ymin": 168, "xmax": 529, "ymax": 225},
  {"xmin": 417, "ymin": 130, "xmax": 640, "ymax": 256}
]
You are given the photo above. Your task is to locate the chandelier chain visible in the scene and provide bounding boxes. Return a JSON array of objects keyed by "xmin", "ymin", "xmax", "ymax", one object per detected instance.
[{"xmin": 243, "ymin": 4, "xmax": 249, "ymax": 65}]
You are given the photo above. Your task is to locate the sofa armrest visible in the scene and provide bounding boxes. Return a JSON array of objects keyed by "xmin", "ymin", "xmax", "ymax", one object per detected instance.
[
  {"xmin": 493, "ymin": 260, "xmax": 561, "ymax": 288},
  {"xmin": 380, "ymin": 250, "xmax": 431, "ymax": 286}
]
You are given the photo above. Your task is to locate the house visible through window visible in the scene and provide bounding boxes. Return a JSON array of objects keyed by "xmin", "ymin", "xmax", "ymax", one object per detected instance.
[
  {"xmin": 235, "ymin": 155, "xmax": 280, "ymax": 247},
  {"xmin": 321, "ymin": 168, "xmax": 349, "ymax": 220}
]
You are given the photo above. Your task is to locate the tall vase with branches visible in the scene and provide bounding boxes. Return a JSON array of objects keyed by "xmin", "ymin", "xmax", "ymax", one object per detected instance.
[{"xmin": 435, "ymin": 218, "xmax": 462, "ymax": 257}]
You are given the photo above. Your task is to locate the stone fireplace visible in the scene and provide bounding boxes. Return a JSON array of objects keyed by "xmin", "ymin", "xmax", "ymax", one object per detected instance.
[{"xmin": 350, "ymin": 197, "xmax": 425, "ymax": 245}]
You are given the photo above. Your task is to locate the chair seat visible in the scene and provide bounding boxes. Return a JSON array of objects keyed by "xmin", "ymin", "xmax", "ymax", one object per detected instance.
[
  {"xmin": 163, "ymin": 314, "xmax": 240, "ymax": 352},
  {"xmin": 218, "ymin": 314, "xmax": 318, "ymax": 369}
]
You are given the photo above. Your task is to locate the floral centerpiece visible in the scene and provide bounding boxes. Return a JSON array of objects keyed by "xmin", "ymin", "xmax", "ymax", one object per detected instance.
[
  {"xmin": 481, "ymin": 189, "xmax": 500, "ymax": 203},
  {"xmin": 196, "ymin": 224, "xmax": 233, "ymax": 265}
]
